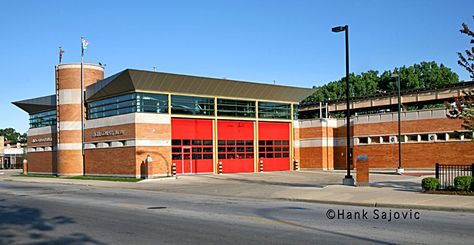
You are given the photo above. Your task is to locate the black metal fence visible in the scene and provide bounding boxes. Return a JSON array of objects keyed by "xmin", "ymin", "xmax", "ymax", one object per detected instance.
[
  {"xmin": 0, "ymin": 163, "xmax": 23, "ymax": 170},
  {"xmin": 435, "ymin": 163, "xmax": 474, "ymax": 190}
]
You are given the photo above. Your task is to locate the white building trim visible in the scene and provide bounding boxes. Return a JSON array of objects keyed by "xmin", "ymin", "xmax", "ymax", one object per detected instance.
[
  {"xmin": 59, "ymin": 121, "xmax": 82, "ymax": 131},
  {"xmin": 58, "ymin": 89, "xmax": 81, "ymax": 105},
  {"xmin": 28, "ymin": 126, "xmax": 55, "ymax": 136},
  {"xmin": 297, "ymin": 118, "xmax": 338, "ymax": 128},
  {"xmin": 126, "ymin": 139, "xmax": 171, "ymax": 147},
  {"xmin": 57, "ymin": 143, "xmax": 82, "ymax": 150},
  {"xmin": 58, "ymin": 63, "xmax": 104, "ymax": 71},
  {"xmin": 85, "ymin": 113, "xmax": 171, "ymax": 129}
]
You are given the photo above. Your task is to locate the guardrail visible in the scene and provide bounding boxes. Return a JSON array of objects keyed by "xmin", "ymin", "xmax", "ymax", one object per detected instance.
[{"xmin": 435, "ymin": 163, "xmax": 474, "ymax": 190}]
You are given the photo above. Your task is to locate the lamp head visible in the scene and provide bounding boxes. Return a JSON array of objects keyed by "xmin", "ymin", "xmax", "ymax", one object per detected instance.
[{"xmin": 332, "ymin": 25, "xmax": 347, "ymax": 33}]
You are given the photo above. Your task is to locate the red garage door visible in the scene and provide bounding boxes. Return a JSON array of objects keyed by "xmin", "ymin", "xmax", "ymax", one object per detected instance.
[
  {"xmin": 172, "ymin": 118, "xmax": 213, "ymax": 174},
  {"xmin": 218, "ymin": 120, "xmax": 254, "ymax": 173},
  {"xmin": 258, "ymin": 122, "xmax": 290, "ymax": 171}
]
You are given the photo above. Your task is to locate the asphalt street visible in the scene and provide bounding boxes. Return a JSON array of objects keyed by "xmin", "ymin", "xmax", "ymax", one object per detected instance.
[{"xmin": 0, "ymin": 180, "xmax": 473, "ymax": 245}]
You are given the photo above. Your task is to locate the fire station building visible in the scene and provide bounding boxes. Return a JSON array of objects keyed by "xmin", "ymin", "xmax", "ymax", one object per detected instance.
[
  {"xmin": 13, "ymin": 63, "xmax": 313, "ymax": 177},
  {"xmin": 13, "ymin": 63, "xmax": 474, "ymax": 178}
]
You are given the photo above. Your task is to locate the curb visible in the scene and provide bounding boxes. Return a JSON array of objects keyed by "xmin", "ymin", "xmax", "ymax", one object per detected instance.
[
  {"xmin": 277, "ymin": 198, "xmax": 474, "ymax": 213},
  {"xmin": 3, "ymin": 178, "xmax": 97, "ymax": 187},
  {"xmin": 4, "ymin": 177, "xmax": 474, "ymax": 214}
]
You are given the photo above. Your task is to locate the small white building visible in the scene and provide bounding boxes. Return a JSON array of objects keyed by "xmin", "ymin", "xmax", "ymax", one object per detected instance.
[{"xmin": 1, "ymin": 136, "xmax": 26, "ymax": 169}]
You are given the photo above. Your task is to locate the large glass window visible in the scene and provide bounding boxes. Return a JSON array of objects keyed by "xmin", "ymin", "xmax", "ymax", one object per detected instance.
[
  {"xmin": 172, "ymin": 139, "xmax": 213, "ymax": 160},
  {"xmin": 171, "ymin": 95, "xmax": 214, "ymax": 116},
  {"xmin": 218, "ymin": 140, "xmax": 254, "ymax": 159},
  {"xmin": 87, "ymin": 93, "xmax": 168, "ymax": 119},
  {"xmin": 29, "ymin": 110, "xmax": 57, "ymax": 128},
  {"xmin": 217, "ymin": 99, "xmax": 255, "ymax": 118},
  {"xmin": 137, "ymin": 93, "xmax": 169, "ymax": 113},
  {"xmin": 258, "ymin": 102, "xmax": 291, "ymax": 119},
  {"xmin": 258, "ymin": 140, "xmax": 290, "ymax": 158}
]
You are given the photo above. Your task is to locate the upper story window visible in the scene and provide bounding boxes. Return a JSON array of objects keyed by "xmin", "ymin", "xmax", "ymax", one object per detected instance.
[
  {"xmin": 136, "ymin": 93, "xmax": 169, "ymax": 113},
  {"xmin": 171, "ymin": 95, "xmax": 214, "ymax": 116},
  {"xmin": 217, "ymin": 99, "xmax": 256, "ymax": 118},
  {"xmin": 87, "ymin": 93, "xmax": 168, "ymax": 119},
  {"xmin": 293, "ymin": 104, "xmax": 298, "ymax": 120},
  {"xmin": 258, "ymin": 102, "xmax": 291, "ymax": 119},
  {"xmin": 30, "ymin": 110, "xmax": 57, "ymax": 128}
]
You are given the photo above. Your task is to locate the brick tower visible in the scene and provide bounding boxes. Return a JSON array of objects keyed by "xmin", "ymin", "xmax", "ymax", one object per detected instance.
[{"xmin": 55, "ymin": 63, "xmax": 104, "ymax": 176}]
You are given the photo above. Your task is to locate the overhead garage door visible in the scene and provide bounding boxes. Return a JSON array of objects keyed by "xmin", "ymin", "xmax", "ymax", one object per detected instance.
[
  {"xmin": 171, "ymin": 118, "xmax": 213, "ymax": 174},
  {"xmin": 258, "ymin": 122, "xmax": 290, "ymax": 171},
  {"xmin": 218, "ymin": 120, "xmax": 254, "ymax": 173}
]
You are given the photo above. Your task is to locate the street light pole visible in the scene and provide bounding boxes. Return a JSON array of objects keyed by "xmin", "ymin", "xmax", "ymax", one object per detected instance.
[
  {"xmin": 391, "ymin": 73, "xmax": 404, "ymax": 174},
  {"xmin": 332, "ymin": 25, "xmax": 354, "ymax": 185}
]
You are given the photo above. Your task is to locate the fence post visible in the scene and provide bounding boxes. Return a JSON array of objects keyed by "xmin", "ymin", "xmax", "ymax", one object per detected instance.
[{"xmin": 435, "ymin": 163, "xmax": 439, "ymax": 179}]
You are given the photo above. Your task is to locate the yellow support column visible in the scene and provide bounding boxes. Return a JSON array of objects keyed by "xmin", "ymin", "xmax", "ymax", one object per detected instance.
[
  {"xmin": 254, "ymin": 100, "xmax": 259, "ymax": 172},
  {"xmin": 213, "ymin": 97, "xmax": 218, "ymax": 175},
  {"xmin": 290, "ymin": 103, "xmax": 295, "ymax": 171}
]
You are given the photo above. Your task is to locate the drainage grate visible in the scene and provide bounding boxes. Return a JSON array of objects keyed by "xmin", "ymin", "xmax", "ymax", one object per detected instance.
[{"xmin": 147, "ymin": 206, "xmax": 167, "ymax": 210}]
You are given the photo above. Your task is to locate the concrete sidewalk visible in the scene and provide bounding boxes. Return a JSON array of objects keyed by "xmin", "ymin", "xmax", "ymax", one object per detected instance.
[{"xmin": 3, "ymin": 169, "xmax": 474, "ymax": 213}]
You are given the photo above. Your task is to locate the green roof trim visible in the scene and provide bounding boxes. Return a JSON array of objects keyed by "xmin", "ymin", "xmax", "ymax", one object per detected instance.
[
  {"xmin": 12, "ymin": 95, "xmax": 56, "ymax": 114},
  {"xmin": 86, "ymin": 69, "xmax": 315, "ymax": 103}
]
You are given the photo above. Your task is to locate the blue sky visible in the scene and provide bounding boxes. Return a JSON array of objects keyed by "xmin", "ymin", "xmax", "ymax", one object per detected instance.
[{"xmin": 1, "ymin": 0, "xmax": 472, "ymax": 133}]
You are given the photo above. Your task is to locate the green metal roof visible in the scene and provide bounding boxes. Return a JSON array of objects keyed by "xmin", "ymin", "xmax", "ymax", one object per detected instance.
[
  {"xmin": 12, "ymin": 95, "xmax": 56, "ymax": 114},
  {"xmin": 86, "ymin": 69, "xmax": 315, "ymax": 103}
]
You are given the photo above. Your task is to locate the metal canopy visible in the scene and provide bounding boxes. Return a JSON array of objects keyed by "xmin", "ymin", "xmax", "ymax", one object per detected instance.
[
  {"xmin": 86, "ymin": 69, "xmax": 315, "ymax": 103},
  {"xmin": 12, "ymin": 95, "xmax": 56, "ymax": 114}
]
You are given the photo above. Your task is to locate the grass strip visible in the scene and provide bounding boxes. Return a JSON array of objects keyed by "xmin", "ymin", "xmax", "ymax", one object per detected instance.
[{"xmin": 15, "ymin": 174, "xmax": 141, "ymax": 182}]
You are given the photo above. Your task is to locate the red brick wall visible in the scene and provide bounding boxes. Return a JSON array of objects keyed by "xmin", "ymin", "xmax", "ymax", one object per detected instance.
[
  {"xmin": 85, "ymin": 147, "xmax": 137, "ymax": 176},
  {"xmin": 353, "ymin": 118, "xmax": 463, "ymax": 136},
  {"xmin": 299, "ymin": 117, "xmax": 474, "ymax": 170},
  {"xmin": 299, "ymin": 146, "xmax": 335, "ymax": 169},
  {"xmin": 136, "ymin": 146, "xmax": 172, "ymax": 176},
  {"xmin": 27, "ymin": 151, "xmax": 56, "ymax": 174},
  {"xmin": 354, "ymin": 142, "xmax": 474, "ymax": 169}
]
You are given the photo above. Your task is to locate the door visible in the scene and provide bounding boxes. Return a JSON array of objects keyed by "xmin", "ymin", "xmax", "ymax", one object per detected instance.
[
  {"xmin": 4, "ymin": 157, "xmax": 10, "ymax": 169},
  {"xmin": 258, "ymin": 122, "xmax": 291, "ymax": 171},
  {"xmin": 171, "ymin": 119, "xmax": 214, "ymax": 174},
  {"xmin": 217, "ymin": 120, "xmax": 254, "ymax": 173},
  {"xmin": 181, "ymin": 147, "xmax": 193, "ymax": 174}
]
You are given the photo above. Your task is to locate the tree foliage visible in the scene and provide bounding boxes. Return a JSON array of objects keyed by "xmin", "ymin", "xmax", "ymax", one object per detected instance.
[
  {"xmin": 446, "ymin": 15, "xmax": 474, "ymax": 133},
  {"xmin": 0, "ymin": 128, "xmax": 27, "ymax": 143},
  {"xmin": 446, "ymin": 89, "xmax": 474, "ymax": 132},
  {"xmin": 303, "ymin": 61, "xmax": 459, "ymax": 103},
  {"xmin": 457, "ymin": 16, "xmax": 474, "ymax": 79}
]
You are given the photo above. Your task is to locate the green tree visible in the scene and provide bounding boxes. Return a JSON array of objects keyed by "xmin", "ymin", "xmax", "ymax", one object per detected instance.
[
  {"xmin": 457, "ymin": 16, "xmax": 474, "ymax": 79},
  {"xmin": 0, "ymin": 128, "xmax": 26, "ymax": 143},
  {"xmin": 446, "ymin": 90, "xmax": 474, "ymax": 132},
  {"xmin": 446, "ymin": 16, "xmax": 474, "ymax": 133},
  {"xmin": 303, "ymin": 61, "xmax": 459, "ymax": 103}
]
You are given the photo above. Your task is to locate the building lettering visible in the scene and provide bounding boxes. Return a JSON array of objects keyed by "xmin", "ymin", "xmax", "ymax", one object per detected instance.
[
  {"xmin": 32, "ymin": 137, "xmax": 52, "ymax": 143},
  {"xmin": 92, "ymin": 130, "xmax": 125, "ymax": 138}
]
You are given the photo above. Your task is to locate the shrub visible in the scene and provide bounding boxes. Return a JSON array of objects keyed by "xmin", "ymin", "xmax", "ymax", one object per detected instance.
[
  {"xmin": 471, "ymin": 179, "xmax": 474, "ymax": 191},
  {"xmin": 421, "ymin": 177, "xmax": 439, "ymax": 191},
  {"xmin": 454, "ymin": 176, "xmax": 473, "ymax": 191}
]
